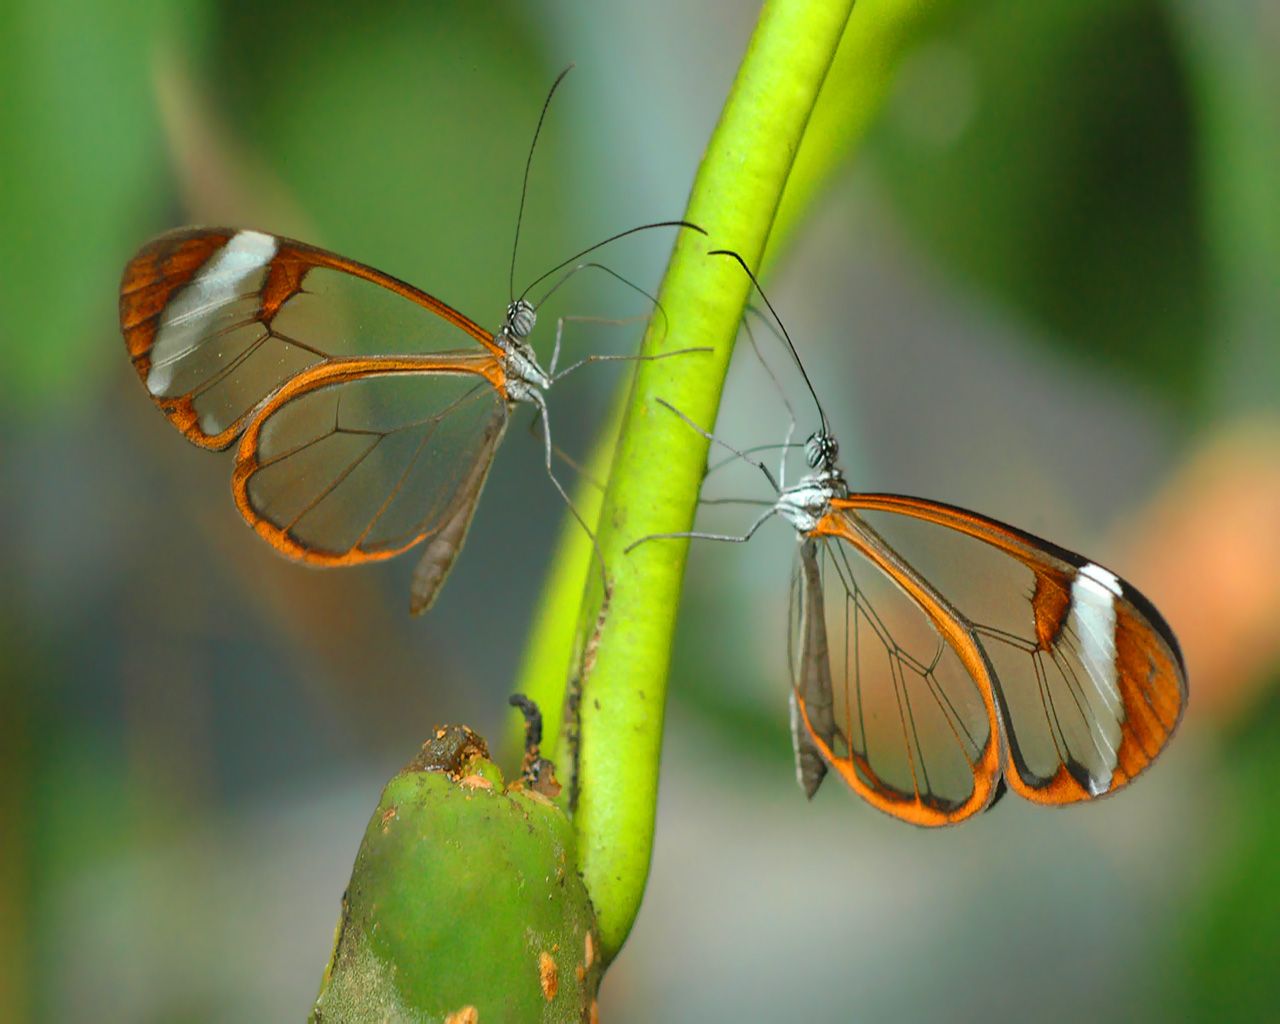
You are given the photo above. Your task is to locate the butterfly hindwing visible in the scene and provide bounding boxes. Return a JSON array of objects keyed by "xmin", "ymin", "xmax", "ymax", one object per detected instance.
[{"xmin": 792, "ymin": 512, "xmax": 1004, "ymax": 826}]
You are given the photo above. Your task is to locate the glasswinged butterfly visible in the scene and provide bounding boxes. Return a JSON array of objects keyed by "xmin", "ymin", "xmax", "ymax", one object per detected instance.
[
  {"xmin": 640, "ymin": 249, "xmax": 1187, "ymax": 826},
  {"xmin": 119, "ymin": 67, "xmax": 703, "ymax": 614}
]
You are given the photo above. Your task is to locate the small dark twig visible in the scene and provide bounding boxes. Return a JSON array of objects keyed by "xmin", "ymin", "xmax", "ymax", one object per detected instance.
[{"xmin": 509, "ymin": 693, "xmax": 561, "ymax": 797}]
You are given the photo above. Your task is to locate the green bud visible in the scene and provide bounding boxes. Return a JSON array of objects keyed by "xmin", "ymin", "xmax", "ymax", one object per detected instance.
[{"xmin": 312, "ymin": 725, "xmax": 601, "ymax": 1023}]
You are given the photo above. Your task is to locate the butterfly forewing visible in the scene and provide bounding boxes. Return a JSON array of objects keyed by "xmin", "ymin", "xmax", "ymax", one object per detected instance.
[
  {"xmin": 233, "ymin": 368, "xmax": 508, "ymax": 565},
  {"xmin": 830, "ymin": 496, "xmax": 1187, "ymax": 806},
  {"xmin": 792, "ymin": 519, "xmax": 1003, "ymax": 826},
  {"xmin": 120, "ymin": 228, "xmax": 501, "ymax": 450}
]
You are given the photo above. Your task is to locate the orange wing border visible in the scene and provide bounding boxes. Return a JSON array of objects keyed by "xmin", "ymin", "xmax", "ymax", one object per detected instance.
[
  {"xmin": 832, "ymin": 493, "xmax": 1187, "ymax": 807},
  {"xmin": 798, "ymin": 511, "xmax": 1006, "ymax": 827}
]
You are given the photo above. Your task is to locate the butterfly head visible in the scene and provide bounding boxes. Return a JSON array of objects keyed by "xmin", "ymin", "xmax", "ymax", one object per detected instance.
[
  {"xmin": 505, "ymin": 299, "xmax": 537, "ymax": 340},
  {"xmin": 805, "ymin": 430, "xmax": 839, "ymax": 473},
  {"xmin": 795, "ymin": 429, "xmax": 846, "ymax": 512}
]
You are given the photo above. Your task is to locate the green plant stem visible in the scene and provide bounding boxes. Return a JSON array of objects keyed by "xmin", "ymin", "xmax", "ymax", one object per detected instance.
[
  {"xmin": 767, "ymin": 0, "xmax": 944, "ymax": 265},
  {"xmin": 513, "ymin": 1, "xmax": 941, "ymax": 773},
  {"xmin": 513, "ymin": 0, "xmax": 936, "ymax": 963},
  {"xmin": 571, "ymin": 0, "xmax": 857, "ymax": 961}
]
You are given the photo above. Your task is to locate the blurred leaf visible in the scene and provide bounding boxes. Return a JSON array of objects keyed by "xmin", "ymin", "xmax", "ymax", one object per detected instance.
[
  {"xmin": 211, "ymin": 0, "xmax": 572, "ymax": 324},
  {"xmin": 1167, "ymin": 686, "xmax": 1280, "ymax": 1021},
  {"xmin": 865, "ymin": 0, "xmax": 1209, "ymax": 410},
  {"xmin": 0, "ymin": 0, "xmax": 210, "ymax": 416},
  {"xmin": 0, "ymin": 612, "xmax": 36, "ymax": 1023},
  {"xmin": 1168, "ymin": 0, "xmax": 1280, "ymax": 416},
  {"xmin": 768, "ymin": 0, "xmax": 946, "ymax": 264}
]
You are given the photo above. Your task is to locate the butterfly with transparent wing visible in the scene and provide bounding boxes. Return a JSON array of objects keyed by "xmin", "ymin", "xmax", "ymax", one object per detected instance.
[
  {"xmin": 120, "ymin": 67, "xmax": 705, "ymax": 614},
  {"xmin": 635, "ymin": 249, "xmax": 1187, "ymax": 827}
]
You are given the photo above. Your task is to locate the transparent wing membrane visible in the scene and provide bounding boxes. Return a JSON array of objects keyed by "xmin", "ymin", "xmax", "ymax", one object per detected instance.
[
  {"xmin": 790, "ymin": 528, "xmax": 1000, "ymax": 826},
  {"xmin": 827, "ymin": 496, "xmax": 1186, "ymax": 808},
  {"xmin": 234, "ymin": 370, "xmax": 508, "ymax": 564}
]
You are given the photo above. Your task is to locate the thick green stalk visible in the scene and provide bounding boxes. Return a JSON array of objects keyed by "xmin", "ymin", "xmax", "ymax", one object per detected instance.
[
  {"xmin": 571, "ymin": 0, "xmax": 857, "ymax": 960},
  {"xmin": 513, "ymin": 0, "xmax": 937, "ymax": 962}
]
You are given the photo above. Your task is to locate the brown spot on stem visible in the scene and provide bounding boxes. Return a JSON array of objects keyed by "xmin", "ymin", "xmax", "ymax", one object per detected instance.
[
  {"xmin": 580, "ymin": 586, "xmax": 611, "ymax": 681},
  {"xmin": 538, "ymin": 950, "xmax": 559, "ymax": 1001},
  {"xmin": 444, "ymin": 1007, "xmax": 479, "ymax": 1024}
]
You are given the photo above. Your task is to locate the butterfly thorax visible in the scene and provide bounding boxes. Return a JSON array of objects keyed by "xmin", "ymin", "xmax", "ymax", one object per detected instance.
[
  {"xmin": 774, "ymin": 427, "xmax": 847, "ymax": 531},
  {"xmin": 775, "ymin": 467, "xmax": 846, "ymax": 534},
  {"xmin": 496, "ymin": 299, "xmax": 551, "ymax": 401}
]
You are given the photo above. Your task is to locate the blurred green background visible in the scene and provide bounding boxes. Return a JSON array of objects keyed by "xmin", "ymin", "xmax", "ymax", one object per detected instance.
[{"xmin": 2, "ymin": 0, "xmax": 1278, "ymax": 1020}]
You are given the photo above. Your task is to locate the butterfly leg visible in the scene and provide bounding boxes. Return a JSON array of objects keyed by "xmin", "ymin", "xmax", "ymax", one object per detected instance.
[
  {"xmin": 549, "ymin": 311, "xmax": 656, "ymax": 379},
  {"xmin": 536, "ymin": 260, "xmax": 665, "ymax": 375},
  {"xmin": 552, "ymin": 344, "xmax": 710, "ymax": 384},
  {"xmin": 523, "ymin": 404, "xmax": 606, "ymax": 491},
  {"xmin": 528, "ymin": 389, "xmax": 609, "ymax": 590},
  {"xmin": 653, "ymin": 398, "xmax": 780, "ymax": 493},
  {"xmin": 624, "ymin": 505, "xmax": 780, "ymax": 554}
]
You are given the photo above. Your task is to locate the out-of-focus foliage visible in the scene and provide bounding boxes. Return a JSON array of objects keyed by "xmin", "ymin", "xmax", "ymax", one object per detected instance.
[
  {"xmin": 210, "ymin": 2, "xmax": 576, "ymax": 320},
  {"xmin": 1, "ymin": 0, "xmax": 1277, "ymax": 1020},
  {"xmin": 867, "ymin": 0, "xmax": 1207, "ymax": 410},
  {"xmin": 1169, "ymin": 0, "xmax": 1280, "ymax": 416},
  {"xmin": 1169, "ymin": 693, "xmax": 1280, "ymax": 1022},
  {"xmin": 0, "ymin": 0, "xmax": 209, "ymax": 414}
]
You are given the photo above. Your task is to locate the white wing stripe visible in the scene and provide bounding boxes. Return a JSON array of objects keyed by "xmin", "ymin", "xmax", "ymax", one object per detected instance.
[
  {"xmin": 148, "ymin": 231, "xmax": 278, "ymax": 395},
  {"xmin": 1067, "ymin": 563, "xmax": 1124, "ymax": 787}
]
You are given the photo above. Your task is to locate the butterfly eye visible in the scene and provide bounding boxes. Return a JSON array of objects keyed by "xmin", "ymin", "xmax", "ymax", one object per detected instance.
[
  {"xmin": 804, "ymin": 431, "xmax": 837, "ymax": 469},
  {"xmin": 507, "ymin": 299, "xmax": 537, "ymax": 339}
]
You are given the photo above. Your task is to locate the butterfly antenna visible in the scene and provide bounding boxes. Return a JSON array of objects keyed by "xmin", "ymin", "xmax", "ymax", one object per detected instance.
[
  {"xmin": 533, "ymin": 261, "xmax": 670, "ymax": 350},
  {"xmin": 510, "ymin": 63, "xmax": 575, "ymax": 303},
  {"xmin": 654, "ymin": 398, "xmax": 781, "ymax": 493},
  {"xmin": 741, "ymin": 310, "xmax": 796, "ymax": 423},
  {"xmin": 708, "ymin": 248, "xmax": 830, "ymax": 437},
  {"xmin": 520, "ymin": 220, "xmax": 706, "ymax": 301}
]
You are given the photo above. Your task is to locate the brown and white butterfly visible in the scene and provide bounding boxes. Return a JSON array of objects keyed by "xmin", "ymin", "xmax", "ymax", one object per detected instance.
[
  {"xmin": 119, "ymin": 71, "xmax": 702, "ymax": 613},
  {"xmin": 648, "ymin": 250, "xmax": 1187, "ymax": 826}
]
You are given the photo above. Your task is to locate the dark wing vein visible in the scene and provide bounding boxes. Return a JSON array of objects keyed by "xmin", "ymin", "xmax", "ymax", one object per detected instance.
[{"xmin": 283, "ymin": 435, "xmax": 382, "ymax": 534}]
